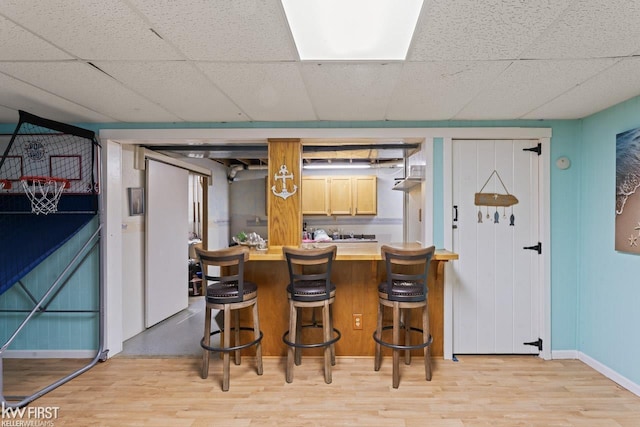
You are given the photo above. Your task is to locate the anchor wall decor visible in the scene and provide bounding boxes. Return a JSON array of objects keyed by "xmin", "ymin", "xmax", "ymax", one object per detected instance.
[
  {"xmin": 475, "ymin": 169, "xmax": 519, "ymax": 225},
  {"xmin": 271, "ymin": 164, "xmax": 297, "ymax": 200}
]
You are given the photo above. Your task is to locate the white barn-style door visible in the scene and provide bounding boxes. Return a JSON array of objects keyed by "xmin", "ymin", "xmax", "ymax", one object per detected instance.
[
  {"xmin": 451, "ymin": 139, "xmax": 541, "ymax": 354},
  {"xmin": 145, "ymin": 159, "xmax": 189, "ymax": 328}
]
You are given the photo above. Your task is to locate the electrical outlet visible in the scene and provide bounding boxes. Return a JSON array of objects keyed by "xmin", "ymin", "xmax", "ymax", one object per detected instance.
[{"xmin": 353, "ymin": 313, "xmax": 363, "ymax": 330}]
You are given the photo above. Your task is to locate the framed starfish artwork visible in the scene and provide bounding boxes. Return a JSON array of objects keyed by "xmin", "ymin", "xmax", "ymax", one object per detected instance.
[{"xmin": 615, "ymin": 127, "xmax": 640, "ymax": 254}]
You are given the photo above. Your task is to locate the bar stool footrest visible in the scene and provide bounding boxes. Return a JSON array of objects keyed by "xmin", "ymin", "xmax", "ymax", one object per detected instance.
[
  {"xmin": 201, "ymin": 327, "xmax": 264, "ymax": 353},
  {"xmin": 373, "ymin": 325, "xmax": 432, "ymax": 351},
  {"xmin": 283, "ymin": 325, "xmax": 341, "ymax": 349}
]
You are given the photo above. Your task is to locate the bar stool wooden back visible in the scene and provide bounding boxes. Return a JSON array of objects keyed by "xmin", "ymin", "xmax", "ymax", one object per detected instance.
[
  {"xmin": 195, "ymin": 245, "xmax": 263, "ymax": 391},
  {"xmin": 373, "ymin": 245, "xmax": 435, "ymax": 388},
  {"xmin": 282, "ymin": 245, "xmax": 341, "ymax": 384}
]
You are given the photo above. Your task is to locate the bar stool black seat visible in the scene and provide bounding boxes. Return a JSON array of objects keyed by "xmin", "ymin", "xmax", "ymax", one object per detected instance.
[
  {"xmin": 282, "ymin": 245, "xmax": 341, "ymax": 384},
  {"xmin": 373, "ymin": 245, "xmax": 435, "ymax": 388},
  {"xmin": 195, "ymin": 245, "xmax": 263, "ymax": 391}
]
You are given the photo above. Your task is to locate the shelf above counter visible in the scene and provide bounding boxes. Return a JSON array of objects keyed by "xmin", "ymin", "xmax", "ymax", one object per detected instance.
[
  {"xmin": 392, "ymin": 164, "xmax": 425, "ymax": 191},
  {"xmin": 392, "ymin": 177, "xmax": 422, "ymax": 191}
]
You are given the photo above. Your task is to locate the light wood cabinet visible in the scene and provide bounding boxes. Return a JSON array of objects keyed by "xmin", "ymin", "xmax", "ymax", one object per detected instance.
[
  {"xmin": 301, "ymin": 176, "xmax": 376, "ymax": 215},
  {"xmin": 353, "ymin": 176, "xmax": 377, "ymax": 215},
  {"xmin": 301, "ymin": 176, "xmax": 328, "ymax": 215},
  {"xmin": 328, "ymin": 176, "xmax": 352, "ymax": 215}
]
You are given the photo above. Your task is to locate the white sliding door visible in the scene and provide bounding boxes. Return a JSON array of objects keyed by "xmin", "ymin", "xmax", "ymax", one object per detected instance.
[{"xmin": 145, "ymin": 159, "xmax": 189, "ymax": 328}]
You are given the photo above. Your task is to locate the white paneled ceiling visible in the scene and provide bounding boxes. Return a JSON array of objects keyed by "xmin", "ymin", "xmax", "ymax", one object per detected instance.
[{"xmin": 1, "ymin": 0, "xmax": 640, "ymax": 124}]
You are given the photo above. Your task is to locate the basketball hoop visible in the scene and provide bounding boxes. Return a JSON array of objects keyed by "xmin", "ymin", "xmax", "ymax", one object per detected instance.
[
  {"xmin": 0, "ymin": 179, "xmax": 11, "ymax": 190},
  {"xmin": 20, "ymin": 176, "xmax": 70, "ymax": 215}
]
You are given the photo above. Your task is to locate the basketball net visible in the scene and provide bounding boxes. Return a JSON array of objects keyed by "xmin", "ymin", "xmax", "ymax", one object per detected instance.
[{"xmin": 20, "ymin": 176, "xmax": 70, "ymax": 215}]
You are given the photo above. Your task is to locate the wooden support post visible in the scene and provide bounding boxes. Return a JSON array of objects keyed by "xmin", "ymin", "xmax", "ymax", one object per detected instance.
[{"xmin": 267, "ymin": 139, "xmax": 302, "ymax": 247}]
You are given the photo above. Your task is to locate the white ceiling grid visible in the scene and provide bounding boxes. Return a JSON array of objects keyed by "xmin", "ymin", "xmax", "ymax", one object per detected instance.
[
  {"xmin": 524, "ymin": 57, "xmax": 640, "ymax": 119},
  {"xmin": 409, "ymin": 0, "xmax": 575, "ymax": 61},
  {"xmin": 386, "ymin": 61, "xmax": 510, "ymax": 120},
  {"xmin": 455, "ymin": 58, "xmax": 619, "ymax": 120},
  {"xmin": 0, "ymin": 0, "xmax": 639, "ymax": 123},
  {"xmin": 197, "ymin": 62, "xmax": 315, "ymax": 121}
]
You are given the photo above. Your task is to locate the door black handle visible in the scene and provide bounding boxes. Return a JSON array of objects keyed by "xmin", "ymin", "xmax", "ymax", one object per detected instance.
[{"xmin": 452, "ymin": 205, "xmax": 458, "ymax": 229}]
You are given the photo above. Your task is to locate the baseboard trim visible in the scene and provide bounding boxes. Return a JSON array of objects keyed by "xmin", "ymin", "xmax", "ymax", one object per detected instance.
[
  {"xmin": 551, "ymin": 350, "xmax": 578, "ymax": 359},
  {"xmin": 2, "ymin": 350, "xmax": 98, "ymax": 359},
  {"xmin": 553, "ymin": 350, "xmax": 639, "ymax": 396},
  {"xmin": 578, "ymin": 352, "xmax": 640, "ymax": 397}
]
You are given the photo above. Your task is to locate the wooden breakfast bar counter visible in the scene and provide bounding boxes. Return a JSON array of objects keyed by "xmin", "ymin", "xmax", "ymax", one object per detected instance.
[{"xmin": 241, "ymin": 242, "xmax": 457, "ymax": 358}]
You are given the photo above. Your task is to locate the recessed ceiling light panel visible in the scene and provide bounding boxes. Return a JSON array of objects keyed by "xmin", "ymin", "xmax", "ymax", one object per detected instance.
[{"xmin": 282, "ymin": 0, "xmax": 424, "ymax": 60}]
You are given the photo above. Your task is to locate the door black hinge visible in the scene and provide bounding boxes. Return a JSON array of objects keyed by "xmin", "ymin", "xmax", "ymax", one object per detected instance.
[
  {"xmin": 523, "ymin": 143, "xmax": 542, "ymax": 155},
  {"xmin": 523, "ymin": 242, "xmax": 542, "ymax": 254},
  {"xmin": 524, "ymin": 338, "xmax": 543, "ymax": 351}
]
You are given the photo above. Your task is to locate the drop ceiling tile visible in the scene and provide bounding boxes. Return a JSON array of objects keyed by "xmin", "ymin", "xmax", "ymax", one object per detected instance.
[
  {"xmin": 524, "ymin": 58, "xmax": 640, "ymax": 119},
  {"xmin": 387, "ymin": 61, "xmax": 510, "ymax": 120},
  {"xmin": 409, "ymin": 0, "xmax": 572, "ymax": 61},
  {"xmin": 0, "ymin": 15, "xmax": 71, "ymax": 60},
  {"xmin": 0, "ymin": 105, "xmax": 19, "ymax": 123},
  {"xmin": 197, "ymin": 62, "xmax": 315, "ymax": 121},
  {"xmin": 0, "ymin": 62, "xmax": 179, "ymax": 122},
  {"xmin": 94, "ymin": 61, "xmax": 248, "ymax": 122},
  {"xmin": 1, "ymin": 0, "xmax": 181, "ymax": 60},
  {"xmin": 522, "ymin": 0, "xmax": 640, "ymax": 59},
  {"xmin": 128, "ymin": 0, "xmax": 297, "ymax": 61},
  {"xmin": 301, "ymin": 63, "xmax": 403, "ymax": 121},
  {"xmin": 0, "ymin": 72, "xmax": 115, "ymax": 123},
  {"xmin": 456, "ymin": 58, "xmax": 617, "ymax": 120}
]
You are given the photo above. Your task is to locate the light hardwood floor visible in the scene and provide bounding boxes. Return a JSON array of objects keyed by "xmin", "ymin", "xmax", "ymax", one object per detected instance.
[{"xmin": 4, "ymin": 355, "xmax": 640, "ymax": 426}]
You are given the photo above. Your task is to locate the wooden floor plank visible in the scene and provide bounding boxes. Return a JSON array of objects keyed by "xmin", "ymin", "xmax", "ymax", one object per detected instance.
[{"xmin": 3, "ymin": 355, "xmax": 640, "ymax": 426}]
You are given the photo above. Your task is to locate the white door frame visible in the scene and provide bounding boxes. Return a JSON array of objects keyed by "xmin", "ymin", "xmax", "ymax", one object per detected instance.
[
  {"xmin": 100, "ymin": 127, "xmax": 550, "ymax": 358},
  {"xmin": 443, "ymin": 131, "xmax": 551, "ymax": 360}
]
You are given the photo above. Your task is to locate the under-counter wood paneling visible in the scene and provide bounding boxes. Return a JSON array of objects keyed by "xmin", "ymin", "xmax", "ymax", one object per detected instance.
[{"xmin": 239, "ymin": 257, "xmax": 448, "ymax": 357}]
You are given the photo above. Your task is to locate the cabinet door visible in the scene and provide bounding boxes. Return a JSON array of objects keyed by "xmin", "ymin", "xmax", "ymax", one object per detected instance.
[
  {"xmin": 353, "ymin": 176, "xmax": 377, "ymax": 215},
  {"xmin": 328, "ymin": 177, "xmax": 352, "ymax": 215},
  {"xmin": 301, "ymin": 177, "xmax": 328, "ymax": 215}
]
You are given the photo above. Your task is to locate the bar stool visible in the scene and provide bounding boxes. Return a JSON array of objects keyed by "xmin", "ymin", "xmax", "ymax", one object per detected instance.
[
  {"xmin": 282, "ymin": 245, "xmax": 341, "ymax": 384},
  {"xmin": 195, "ymin": 245, "xmax": 263, "ymax": 391},
  {"xmin": 373, "ymin": 245, "xmax": 435, "ymax": 388}
]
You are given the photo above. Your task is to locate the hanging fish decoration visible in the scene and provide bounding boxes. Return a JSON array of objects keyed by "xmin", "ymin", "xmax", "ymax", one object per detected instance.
[
  {"xmin": 474, "ymin": 169, "xmax": 520, "ymax": 227},
  {"xmin": 475, "ymin": 192, "xmax": 519, "ymax": 207}
]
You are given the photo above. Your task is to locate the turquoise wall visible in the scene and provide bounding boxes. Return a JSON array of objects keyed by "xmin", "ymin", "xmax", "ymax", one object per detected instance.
[
  {"xmin": 547, "ymin": 121, "xmax": 583, "ymax": 352},
  {"xmin": 0, "ymin": 218, "xmax": 100, "ymax": 350},
  {"xmin": 1, "ymin": 117, "xmax": 583, "ymax": 360},
  {"xmin": 579, "ymin": 96, "xmax": 640, "ymax": 385}
]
